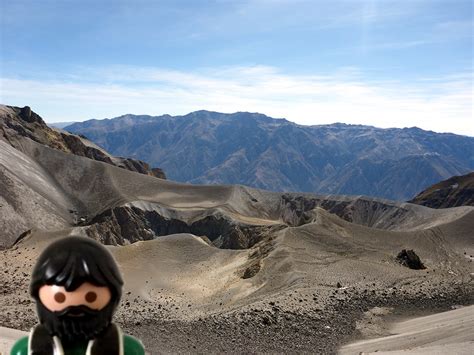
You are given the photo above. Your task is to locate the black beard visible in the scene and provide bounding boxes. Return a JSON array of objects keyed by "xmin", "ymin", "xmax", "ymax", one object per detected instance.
[{"xmin": 36, "ymin": 301, "xmax": 117, "ymax": 342}]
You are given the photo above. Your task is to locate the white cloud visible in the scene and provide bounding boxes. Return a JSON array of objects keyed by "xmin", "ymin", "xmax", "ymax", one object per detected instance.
[{"xmin": 1, "ymin": 65, "xmax": 472, "ymax": 136}]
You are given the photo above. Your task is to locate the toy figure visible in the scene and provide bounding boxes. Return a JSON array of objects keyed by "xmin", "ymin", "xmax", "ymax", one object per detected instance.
[{"xmin": 11, "ymin": 236, "xmax": 145, "ymax": 355}]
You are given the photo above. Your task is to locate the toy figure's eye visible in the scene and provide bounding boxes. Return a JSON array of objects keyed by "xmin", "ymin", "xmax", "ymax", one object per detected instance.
[
  {"xmin": 54, "ymin": 292, "xmax": 66, "ymax": 303},
  {"xmin": 85, "ymin": 291, "xmax": 97, "ymax": 303}
]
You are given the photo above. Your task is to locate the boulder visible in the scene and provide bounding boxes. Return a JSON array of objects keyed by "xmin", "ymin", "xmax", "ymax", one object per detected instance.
[{"xmin": 396, "ymin": 249, "xmax": 426, "ymax": 270}]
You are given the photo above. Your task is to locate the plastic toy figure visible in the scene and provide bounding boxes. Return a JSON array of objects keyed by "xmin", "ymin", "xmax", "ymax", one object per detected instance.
[{"xmin": 11, "ymin": 236, "xmax": 145, "ymax": 355}]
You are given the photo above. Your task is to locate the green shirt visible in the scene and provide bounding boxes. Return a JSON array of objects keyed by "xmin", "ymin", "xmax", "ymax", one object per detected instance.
[{"xmin": 10, "ymin": 334, "xmax": 145, "ymax": 355}]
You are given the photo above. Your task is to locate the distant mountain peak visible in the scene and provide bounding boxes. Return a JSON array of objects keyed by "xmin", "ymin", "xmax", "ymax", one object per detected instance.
[
  {"xmin": 65, "ymin": 110, "xmax": 474, "ymax": 201},
  {"xmin": 18, "ymin": 105, "xmax": 45, "ymax": 124}
]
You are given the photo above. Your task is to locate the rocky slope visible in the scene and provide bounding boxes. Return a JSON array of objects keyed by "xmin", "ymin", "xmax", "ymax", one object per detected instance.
[
  {"xmin": 3, "ymin": 129, "xmax": 471, "ymax": 250},
  {"xmin": 0, "ymin": 105, "xmax": 165, "ymax": 179},
  {"xmin": 409, "ymin": 172, "xmax": 474, "ymax": 208},
  {"xmin": 65, "ymin": 111, "xmax": 474, "ymax": 201},
  {"xmin": 1, "ymin": 106, "xmax": 472, "ymax": 249}
]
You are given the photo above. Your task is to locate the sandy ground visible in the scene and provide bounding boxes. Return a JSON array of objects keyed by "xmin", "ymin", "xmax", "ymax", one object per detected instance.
[
  {"xmin": 1, "ymin": 224, "xmax": 473, "ymax": 353},
  {"xmin": 339, "ymin": 305, "xmax": 474, "ymax": 355},
  {"xmin": 2, "ymin": 303, "xmax": 473, "ymax": 354},
  {"xmin": 2, "ymin": 306, "xmax": 473, "ymax": 354}
]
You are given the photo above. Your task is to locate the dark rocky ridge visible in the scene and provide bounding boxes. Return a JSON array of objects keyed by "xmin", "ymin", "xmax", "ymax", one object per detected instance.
[
  {"xmin": 409, "ymin": 172, "xmax": 474, "ymax": 208},
  {"xmin": 279, "ymin": 193, "xmax": 415, "ymax": 229},
  {"xmin": 0, "ymin": 105, "xmax": 165, "ymax": 179},
  {"xmin": 85, "ymin": 206, "xmax": 286, "ymax": 249},
  {"xmin": 79, "ymin": 192, "xmax": 436, "ymax": 249},
  {"xmin": 65, "ymin": 111, "xmax": 474, "ymax": 201}
]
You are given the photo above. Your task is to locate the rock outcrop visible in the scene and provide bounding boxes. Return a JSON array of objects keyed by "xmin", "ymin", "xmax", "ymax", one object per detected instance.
[
  {"xmin": 279, "ymin": 193, "xmax": 415, "ymax": 230},
  {"xmin": 396, "ymin": 249, "xmax": 426, "ymax": 270},
  {"xmin": 85, "ymin": 206, "xmax": 285, "ymax": 249},
  {"xmin": 0, "ymin": 105, "xmax": 166, "ymax": 179}
]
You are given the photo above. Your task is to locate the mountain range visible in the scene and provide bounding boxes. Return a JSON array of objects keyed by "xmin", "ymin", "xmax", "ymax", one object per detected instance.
[{"xmin": 65, "ymin": 111, "xmax": 474, "ymax": 201}]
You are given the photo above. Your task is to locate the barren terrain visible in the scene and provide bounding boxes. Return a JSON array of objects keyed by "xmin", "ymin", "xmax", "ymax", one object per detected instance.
[{"xmin": 1, "ymin": 106, "xmax": 473, "ymax": 354}]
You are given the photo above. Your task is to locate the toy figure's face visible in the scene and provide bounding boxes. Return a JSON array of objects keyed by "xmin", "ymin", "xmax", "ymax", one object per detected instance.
[
  {"xmin": 39, "ymin": 282, "xmax": 111, "ymax": 313},
  {"xmin": 35, "ymin": 281, "xmax": 117, "ymax": 341},
  {"xmin": 30, "ymin": 236, "xmax": 124, "ymax": 341}
]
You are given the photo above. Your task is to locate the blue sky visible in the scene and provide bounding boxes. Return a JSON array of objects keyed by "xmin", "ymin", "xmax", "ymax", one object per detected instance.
[{"xmin": 1, "ymin": 0, "xmax": 473, "ymax": 135}]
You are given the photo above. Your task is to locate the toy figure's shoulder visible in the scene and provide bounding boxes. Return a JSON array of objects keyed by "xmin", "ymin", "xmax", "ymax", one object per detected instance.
[
  {"xmin": 10, "ymin": 334, "xmax": 144, "ymax": 355},
  {"xmin": 10, "ymin": 336, "xmax": 28, "ymax": 355},
  {"xmin": 123, "ymin": 334, "xmax": 145, "ymax": 355}
]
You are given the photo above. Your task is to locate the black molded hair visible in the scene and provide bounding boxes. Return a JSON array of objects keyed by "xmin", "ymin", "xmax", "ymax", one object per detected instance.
[{"xmin": 30, "ymin": 236, "xmax": 124, "ymax": 303}]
